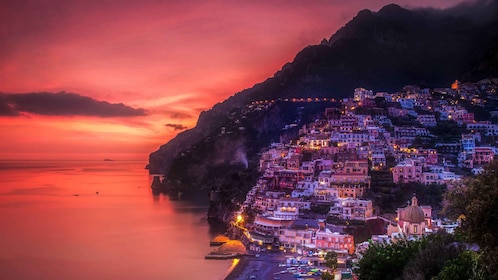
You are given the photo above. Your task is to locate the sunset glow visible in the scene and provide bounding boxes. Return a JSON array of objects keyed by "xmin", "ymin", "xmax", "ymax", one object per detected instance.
[{"xmin": 0, "ymin": 0, "xmax": 464, "ymax": 160}]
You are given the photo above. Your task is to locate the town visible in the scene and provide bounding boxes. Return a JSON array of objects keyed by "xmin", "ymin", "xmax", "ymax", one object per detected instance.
[{"xmin": 224, "ymin": 78, "xmax": 498, "ymax": 279}]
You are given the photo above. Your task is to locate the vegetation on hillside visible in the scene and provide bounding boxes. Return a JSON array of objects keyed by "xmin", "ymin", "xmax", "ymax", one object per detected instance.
[{"xmin": 357, "ymin": 161, "xmax": 498, "ymax": 279}]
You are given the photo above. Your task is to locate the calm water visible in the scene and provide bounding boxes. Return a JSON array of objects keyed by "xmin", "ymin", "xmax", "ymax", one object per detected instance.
[{"xmin": 0, "ymin": 160, "xmax": 233, "ymax": 280}]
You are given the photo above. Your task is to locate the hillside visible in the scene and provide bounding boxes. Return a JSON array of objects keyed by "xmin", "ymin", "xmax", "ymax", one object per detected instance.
[{"xmin": 148, "ymin": 2, "xmax": 498, "ymax": 221}]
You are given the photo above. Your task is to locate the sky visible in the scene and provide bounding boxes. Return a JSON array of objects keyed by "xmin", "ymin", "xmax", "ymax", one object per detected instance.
[{"xmin": 0, "ymin": 0, "xmax": 469, "ymax": 160}]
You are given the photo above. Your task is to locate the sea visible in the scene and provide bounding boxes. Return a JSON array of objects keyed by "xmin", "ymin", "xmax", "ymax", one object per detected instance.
[{"xmin": 0, "ymin": 160, "xmax": 234, "ymax": 280}]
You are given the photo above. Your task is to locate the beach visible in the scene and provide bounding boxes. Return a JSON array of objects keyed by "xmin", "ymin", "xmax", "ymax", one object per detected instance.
[
  {"xmin": 223, "ymin": 257, "xmax": 249, "ymax": 280},
  {"xmin": 222, "ymin": 252, "xmax": 324, "ymax": 280}
]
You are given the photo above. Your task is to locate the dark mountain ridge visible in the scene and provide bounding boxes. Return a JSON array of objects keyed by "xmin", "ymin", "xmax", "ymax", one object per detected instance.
[{"xmin": 149, "ymin": 2, "xmax": 498, "ymax": 215}]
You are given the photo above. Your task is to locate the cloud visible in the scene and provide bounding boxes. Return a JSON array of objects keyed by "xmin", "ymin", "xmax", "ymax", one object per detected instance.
[
  {"xmin": 0, "ymin": 95, "xmax": 19, "ymax": 116},
  {"xmin": 0, "ymin": 92, "xmax": 147, "ymax": 117},
  {"xmin": 164, "ymin": 123, "xmax": 188, "ymax": 131},
  {"xmin": 163, "ymin": 110, "xmax": 193, "ymax": 119},
  {"xmin": 413, "ymin": 0, "xmax": 498, "ymax": 22}
]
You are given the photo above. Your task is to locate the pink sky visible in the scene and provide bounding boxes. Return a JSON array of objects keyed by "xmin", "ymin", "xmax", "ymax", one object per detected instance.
[{"xmin": 0, "ymin": 0, "xmax": 466, "ymax": 160}]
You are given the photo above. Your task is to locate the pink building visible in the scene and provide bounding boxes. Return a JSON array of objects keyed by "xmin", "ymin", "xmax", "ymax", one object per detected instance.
[
  {"xmin": 330, "ymin": 160, "xmax": 370, "ymax": 198},
  {"xmin": 315, "ymin": 230, "xmax": 355, "ymax": 254},
  {"xmin": 392, "ymin": 159, "xmax": 423, "ymax": 183},
  {"xmin": 473, "ymin": 147, "xmax": 495, "ymax": 166},
  {"xmin": 461, "ymin": 112, "xmax": 475, "ymax": 124},
  {"xmin": 417, "ymin": 149, "xmax": 438, "ymax": 165}
]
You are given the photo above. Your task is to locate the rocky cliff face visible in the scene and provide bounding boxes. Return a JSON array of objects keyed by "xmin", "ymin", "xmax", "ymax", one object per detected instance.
[
  {"xmin": 149, "ymin": 93, "xmax": 248, "ymax": 174},
  {"xmin": 149, "ymin": 2, "xmax": 498, "ymax": 224}
]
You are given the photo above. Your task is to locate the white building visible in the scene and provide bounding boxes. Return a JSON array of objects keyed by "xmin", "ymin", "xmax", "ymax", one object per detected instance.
[
  {"xmin": 292, "ymin": 180, "xmax": 318, "ymax": 198},
  {"xmin": 329, "ymin": 198, "xmax": 373, "ymax": 221}
]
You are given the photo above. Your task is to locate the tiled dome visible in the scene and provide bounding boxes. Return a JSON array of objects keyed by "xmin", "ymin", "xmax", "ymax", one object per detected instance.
[{"xmin": 404, "ymin": 196, "xmax": 425, "ymax": 223}]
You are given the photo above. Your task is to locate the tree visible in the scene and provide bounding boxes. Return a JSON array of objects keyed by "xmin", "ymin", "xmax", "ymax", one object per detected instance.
[
  {"xmin": 444, "ymin": 160, "xmax": 498, "ymax": 278},
  {"xmin": 428, "ymin": 120, "xmax": 465, "ymax": 142},
  {"xmin": 321, "ymin": 271, "xmax": 334, "ymax": 280},
  {"xmin": 433, "ymin": 251, "xmax": 490, "ymax": 280},
  {"xmin": 356, "ymin": 239, "xmax": 421, "ymax": 280},
  {"xmin": 402, "ymin": 231, "xmax": 463, "ymax": 280},
  {"xmin": 324, "ymin": 251, "xmax": 338, "ymax": 272},
  {"xmin": 442, "ymin": 181, "xmax": 471, "ymax": 220},
  {"xmin": 311, "ymin": 203, "xmax": 332, "ymax": 215},
  {"xmin": 321, "ymin": 251, "xmax": 338, "ymax": 280}
]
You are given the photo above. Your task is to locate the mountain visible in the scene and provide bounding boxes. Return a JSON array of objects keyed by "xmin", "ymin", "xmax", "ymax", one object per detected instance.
[{"xmin": 148, "ymin": 2, "xmax": 498, "ymax": 221}]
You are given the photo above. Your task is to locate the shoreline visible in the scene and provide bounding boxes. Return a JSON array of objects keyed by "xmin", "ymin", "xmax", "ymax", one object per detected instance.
[{"xmin": 221, "ymin": 256, "xmax": 248, "ymax": 280}]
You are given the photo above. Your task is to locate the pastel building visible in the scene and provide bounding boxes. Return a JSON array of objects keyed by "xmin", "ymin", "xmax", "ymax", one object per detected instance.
[
  {"xmin": 354, "ymin": 88, "xmax": 374, "ymax": 102},
  {"xmin": 278, "ymin": 219, "xmax": 320, "ymax": 249},
  {"xmin": 315, "ymin": 229, "xmax": 355, "ymax": 254},
  {"xmin": 330, "ymin": 160, "xmax": 370, "ymax": 198},
  {"xmin": 291, "ymin": 180, "xmax": 318, "ymax": 198},
  {"xmin": 416, "ymin": 114, "xmax": 437, "ymax": 127},
  {"xmin": 392, "ymin": 159, "xmax": 423, "ymax": 183},
  {"xmin": 253, "ymin": 216, "xmax": 293, "ymax": 238},
  {"xmin": 314, "ymin": 187, "xmax": 339, "ymax": 203},
  {"xmin": 461, "ymin": 134, "xmax": 476, "ymax": 152},
  {"xmin": 473, "ymin": 147, "xmax": 495, "ymax": 166},
  {"xmin": 329, "ymin": 198, "xmax": 373, "ymax": 221}
]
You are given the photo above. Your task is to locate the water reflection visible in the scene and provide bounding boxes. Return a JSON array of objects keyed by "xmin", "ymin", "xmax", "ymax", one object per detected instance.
[{"xmin": 0, "ymin": 160, "xmax": 231, "ymax": 280}]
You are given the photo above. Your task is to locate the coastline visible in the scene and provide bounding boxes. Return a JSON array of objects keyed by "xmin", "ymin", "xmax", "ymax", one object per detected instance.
[{"xmin": 221, "ymin": 256, "xmax": 248, "ymax": 280}]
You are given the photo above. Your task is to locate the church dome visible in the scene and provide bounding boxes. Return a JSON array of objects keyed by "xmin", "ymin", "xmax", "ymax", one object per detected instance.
[{"xmin": 404, "ymin": 196, "xmax": 425, "ymax": 223}]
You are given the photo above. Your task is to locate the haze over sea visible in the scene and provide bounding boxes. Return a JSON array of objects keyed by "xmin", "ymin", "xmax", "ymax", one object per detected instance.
[{"xmin": 0, "ymin": 160, "xmax": 232, "ymax": 279}]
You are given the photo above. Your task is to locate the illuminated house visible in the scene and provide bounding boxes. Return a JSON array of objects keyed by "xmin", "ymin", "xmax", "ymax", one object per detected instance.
[
  {"xmin": 392, "ymin": 159, "xmax": 423, "ymax": 183},
  {"xmin": 329, "ymin": 198, "xmax": 373, "ymax": 221},
  {"xmin": 416, "ymin": 114, "xmax": 437, "ymax": 127},
  {"xmin": 473, "ymin": 147, "xmax": 495, "ymax": 167},
  {"xmin": 252, "ymin": 191, "xmax": 285, "ymax": 212},
  {"xmin": 417, "ymin": 149, "xmax": 438, "ymax": 165},
  {"xmin": 388, "ymin": 106, "xmax": 409, "ymax": 117},
  {"xmin": 339, "ymin": 115, "xmax": 359, "ymax": 132},
  {"xmin": 397, "ymin": 148, "xmax": 438, "ymax": 166},
  {"xmin": 370, "ymin": 147, "xmax": 387, "ymax": 170},
  {"xmin": 315, "ymin": 229, "xmax": 355, "ymax": 254},
  {"xmin": 278, "ymin": 219, "xmax": 320, "ymax": 249},
  {"xmin": 285, "ymin": 153, "xmax": 303, "ymax": 170},
  {"xmin": 314, "ymin": 159, "xmax": 334, "ymax": 172},
  {"xmin": 273, "ymin": 170, "xmax": 312, "ymax": 190},
  {"xmin": 338, "ymin": 131, "xmax": 369, "ymax": 147},
  {"xmin": 461, "ymin": 134, "xmax": 476, "ymax": 152},
  {"xmin": 353, "ymin": 88, "xmax": 374, "ymax": 102},
  {"xmin": 318, "ymin": 170, "xmax": 333, "ymax": 187},
  {"xmin": 314, "ymin": 187, "xmax": 339, "ymax": 202},
  {"xmin": 421, "ymin": 172, "xmax": 443, "ymax": 185},
  {"xmin": 279, "ymin": 198, "xmax": 312, "ymax": 211},
  {"xmin": 253, "ymin": 216, "xmax": 293, "ymax": 238},
  {"xmin": 393, "ymin": 126, "xmax": 429, "ymax": 140},
  {"xmin": 330, "ymin": 160, "xmax": 370, "ymax": 198},
  {"xmin": 467, "ymin": 121, "xmax": 498, "ymax": 136},
  {"xmin": 291, "ymin": 180, "xmax": 318, "ymax": 198}
]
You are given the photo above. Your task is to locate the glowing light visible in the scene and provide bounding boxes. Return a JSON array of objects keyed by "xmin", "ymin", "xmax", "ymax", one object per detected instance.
[
  {"xmin": 451, "ymin": 80, "xmax": 459, "ymax": 90},
  {"xmin": 230, "ymin": 258, "xmax": 240, "ymax": 269}
]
